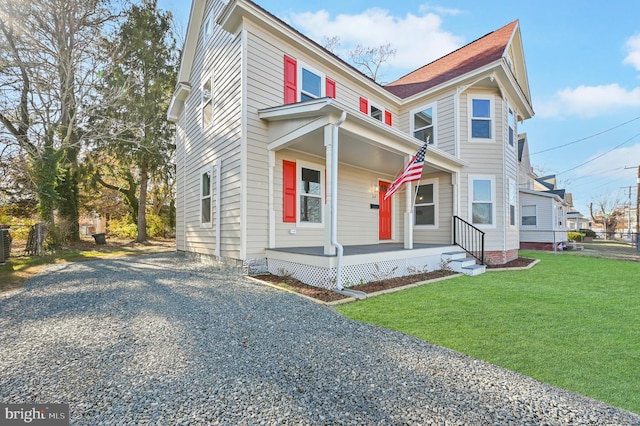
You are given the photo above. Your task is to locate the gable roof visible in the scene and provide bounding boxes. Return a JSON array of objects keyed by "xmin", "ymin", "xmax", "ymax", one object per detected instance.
[{"xmin": 384, "ymin": 20, "xmax": 518, "ymax": 99}]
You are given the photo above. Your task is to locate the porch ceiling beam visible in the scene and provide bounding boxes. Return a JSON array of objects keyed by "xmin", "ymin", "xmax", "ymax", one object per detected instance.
[{"xmin": 267, "ymin": 115, "xmax": 333, "ymax": 152}]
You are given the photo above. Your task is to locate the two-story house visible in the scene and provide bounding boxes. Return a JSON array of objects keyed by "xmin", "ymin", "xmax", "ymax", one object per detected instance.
[{"xmin": 168, "ymin": 0, "xmax": 534, "ymax": 289}]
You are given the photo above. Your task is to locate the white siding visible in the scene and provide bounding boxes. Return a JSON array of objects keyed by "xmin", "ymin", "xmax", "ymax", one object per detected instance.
[
  {"xmin": 174, "ymin": 0, "xmax": 243, "ymax": 259},
  {"xmin": 413, "ymin": 172, "xmax": 453, "ymax": 244}
]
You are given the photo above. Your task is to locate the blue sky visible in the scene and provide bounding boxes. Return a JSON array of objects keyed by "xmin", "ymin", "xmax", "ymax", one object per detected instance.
[{"xmin": 161, "ymin": 0, "xmax": 640, "ymax": 215}]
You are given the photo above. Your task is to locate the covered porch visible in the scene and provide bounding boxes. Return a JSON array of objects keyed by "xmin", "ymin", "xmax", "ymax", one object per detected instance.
[{"xmin": 258, "ymin": 98, "xmax": 475, "ymax": 289}]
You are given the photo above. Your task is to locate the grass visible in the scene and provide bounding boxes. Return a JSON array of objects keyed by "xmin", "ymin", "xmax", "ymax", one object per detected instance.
[{"xmin": 336, "ymin": 250, "xmax": 640, "ymax": 414}]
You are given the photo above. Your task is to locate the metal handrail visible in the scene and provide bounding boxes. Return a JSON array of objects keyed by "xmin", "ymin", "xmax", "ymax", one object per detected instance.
[{"xmin": 453, "ymin": 216, "xmax": 485, "ymax": 264}]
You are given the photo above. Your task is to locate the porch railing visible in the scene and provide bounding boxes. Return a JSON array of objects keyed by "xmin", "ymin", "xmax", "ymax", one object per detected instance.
[{"xmin": 453, "ymin": 216, "xmax": 485, "ymax": 264}]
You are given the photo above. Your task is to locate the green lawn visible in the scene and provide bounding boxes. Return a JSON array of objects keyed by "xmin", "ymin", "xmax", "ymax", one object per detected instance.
[{"xmin": 336, "ymin": 251, "xmax": 640, "ymax": 414}]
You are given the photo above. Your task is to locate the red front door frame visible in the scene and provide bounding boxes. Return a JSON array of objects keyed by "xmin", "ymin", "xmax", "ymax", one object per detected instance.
[{"xmin": 379, "ymin": 180, "xmax": 392, "ymax": 240}]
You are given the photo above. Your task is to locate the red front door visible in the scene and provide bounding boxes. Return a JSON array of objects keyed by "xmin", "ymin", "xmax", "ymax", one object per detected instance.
[{"xmin": 379, "ymin": 181, "xmax": 392, "ymax": 240}]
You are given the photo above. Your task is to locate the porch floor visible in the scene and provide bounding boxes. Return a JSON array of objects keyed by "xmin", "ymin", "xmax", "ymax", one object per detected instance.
[{"xmin": 267, "ymin": 242, "xmax": 450, "ymax": 256}]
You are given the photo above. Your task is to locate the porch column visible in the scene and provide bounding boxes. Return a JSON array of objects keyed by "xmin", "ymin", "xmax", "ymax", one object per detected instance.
[
  {"xmin": 404, "ymin": 155, "xmax": 414, "ymax": 250},
  {"xmin": 268, "ymin": 151, "xmax": 276, "ymax": 248},
  {"xmin": 323, "ymin": 124, "xmax": 336, "ymax": 255}
]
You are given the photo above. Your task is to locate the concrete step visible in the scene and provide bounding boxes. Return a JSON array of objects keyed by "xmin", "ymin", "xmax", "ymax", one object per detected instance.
[{"xmin": 441, "ymin": 252, "xmax": 486, "ymax": 276}]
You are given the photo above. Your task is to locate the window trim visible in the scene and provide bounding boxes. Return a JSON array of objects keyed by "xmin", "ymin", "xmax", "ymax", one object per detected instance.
[
  {"xmin": 414, "ymin": 178, "xmax": 438, "ymax": 228},
  {"xmin": 469, "ymin": 175, "xmax": 496, "ymax": 228},
  {"xmin": 508, "ymin": 178, "xmax": 517, "ymax": 228},
  {"xmin": 200, "ymin": 165, "xmax": 214, "ymax": 228},
  {"xmin": 411, "ymin": 102, "xmax": 437, "ymax": 146},
  {"xmin": 468, "ymin": 94, "xmax": 494, "ymax": 142},
  {"xmin": 297, "ymin": 61, "xmax": 325, "ymax": 102},
  {"xmin": 204, "ymin": 13, "xmax": 213, "ymax": 41},
  {"xmin": 508, "ymin": 106, "xmax": 516, "ymax": 148},
  {"xmin": 369, "ymin": 101, "xmax": 385, "ymax": 122},
  {"xmin": 521, "ymin": 204, "xmax": 537, "ymax": 227},
  {"xmin": 296, "ymin": 160, "xmax": 325, "ymax": 227},
  {"xmin": 201, "ymin": 74, "xmax": 213, "ymax": 128}
]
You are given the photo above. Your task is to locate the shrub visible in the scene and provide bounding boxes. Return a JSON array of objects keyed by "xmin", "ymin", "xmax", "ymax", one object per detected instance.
[
  {"xmin": 146, "ymin": 213, "xmax": 168, "ymax": 238},
  {"xmin": 568, "ymin": 231, "xmax": 584, "ymax": 242},
  {"xmin": 580, "ymin": 228, "xmax": 597, "ymax": 238},
  {"xmin": 108, "ymin": 216, "xmax": 137, "ymax": 238}
]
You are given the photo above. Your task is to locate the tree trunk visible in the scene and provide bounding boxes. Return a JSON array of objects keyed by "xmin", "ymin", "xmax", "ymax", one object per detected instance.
[{"xmin": 136, "ymin": 165, "xmax": 149, "ymax": 243}]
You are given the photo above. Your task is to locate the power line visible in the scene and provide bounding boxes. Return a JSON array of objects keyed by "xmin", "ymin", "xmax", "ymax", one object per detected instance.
[
  {"xmin": 530, "ymin": 115, "xmax": 640, "ymax": 155},
  {"xmin": 556, "ymin": 132, "xmax": 640, "ymax": 176}
]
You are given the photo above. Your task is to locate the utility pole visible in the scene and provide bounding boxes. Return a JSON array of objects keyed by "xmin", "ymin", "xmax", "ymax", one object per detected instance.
[
  {"xmin": 621, "ymin": 185, "xmax": 633, "ymax": 236},
  {"xmin": 628, "ymin": 165, "xmax": 640, "ymax": 247}
]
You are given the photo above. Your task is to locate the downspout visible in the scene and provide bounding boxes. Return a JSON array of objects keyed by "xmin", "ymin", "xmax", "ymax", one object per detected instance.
[
  {"xmin": 330, "ymin": 111, "xmax": 366, "ymax": 299},
  {"xmin": 331, "ymin": 111, "xmax": 347, "ymax": 290}
]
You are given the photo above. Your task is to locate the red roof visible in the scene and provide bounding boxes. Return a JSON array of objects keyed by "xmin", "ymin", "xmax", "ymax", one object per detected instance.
[{"xmin": 385, "ymin": 20, "xmax": 518, "ymax": 98}]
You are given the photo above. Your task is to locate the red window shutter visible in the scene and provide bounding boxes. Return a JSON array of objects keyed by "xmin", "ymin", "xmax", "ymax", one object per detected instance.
[
  {"xmin": 284, "ymin": 55, "xmax": 297, "ymax": 104},
  {"xmin": 326, "ymin": 78, "xmax": 336, "ymax": 98},
  {"xmin": 283, "ymin": 160, "xmax": 296, "ymax": 223},
  {"xmin": 359, "ymin": 97, "xmax": 368, "ymax": 114},
  {"xmin": 385, "ymin": 111, "xmax": 392, "ymax": 126}
]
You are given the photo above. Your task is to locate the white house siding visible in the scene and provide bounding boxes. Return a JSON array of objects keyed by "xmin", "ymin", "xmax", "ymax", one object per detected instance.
[
  {"xmin": 175, "ymin": 0, "xmax": 243, "ymax": 260},
  {"xmin": 396, "ymin": 91, "xmax": 456, "ymax": 157},
  {"xmin": 519, "ymin": 192, "xmax": 554, "ymax": 243},
  {"xmin": 458, "ymin": 90, "xmax": 507, "ymax": 253},
  {"xmin": 503, "ymin": 98, "xmax": 520, "ymax": 252},
  {"xmin": 413, "ymin": 172, "xmax": 453, "ymax": 245}
]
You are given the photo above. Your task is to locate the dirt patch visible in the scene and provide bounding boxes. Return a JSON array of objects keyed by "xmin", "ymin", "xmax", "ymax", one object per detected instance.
[
  {"xmin": 486, "ymin": 257, "xmax": 537, "ymax": 269},
  {"xmin": 255, "ymin": 257, "xmax": 538, "ymax": 303}
]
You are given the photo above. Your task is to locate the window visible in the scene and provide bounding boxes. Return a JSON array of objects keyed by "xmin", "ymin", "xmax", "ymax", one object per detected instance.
[
  {"xmin": 521, "ymin": 205, "xmax": 537, "ymax": 226},
  {"xmin": 201, "ymin": 75, "xmax": 213, "ymax": 127},
  {"xmin": 508, "ymin": 178, "xmax": 517, "ymax": 226},
  {"xmin": 413, "ymin": 105, "xmax": 435, "ymax": 145},
  {"xmin": 470, "ymin": 176, "xmax": 494, "ymax": 226},
  {"xmin": 204, "ymin": 14, "xmax": 213, "ymax": 41},
  {"xmin": 508, "ymin": 108, "xmax": 516, "ymax": 147},
  {"xmin": 282, "ymin": 160, "xmax": 324, "ymax": 225},
  {"xmin": 283, "ymin": 55, "xmax": 335, "ymax": 104},
  {"xmin": 415, "ymin": 180, "xmax": 438, "ymax": 227},
  {"xmin": 359, "ymin": 97, "xmax": 392, "ymax": 125},
  {"xmin": 200, "ymin": 167, "xmax": 213, "ymax": 227},
  {"xmin": 299, "ymin": 167, "xmax": 322, "ymax": 223},
  {"xmin": 300, "ymin": 67, "xmax": 323, "ymax": 101},
  {"xmin": 470, "ymin": 96, "xmax": 493, "ymax": 140}
]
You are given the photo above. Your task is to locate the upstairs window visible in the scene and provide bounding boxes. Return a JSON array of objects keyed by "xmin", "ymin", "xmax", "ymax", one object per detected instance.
[
  {"xmin": 283, "ymin": 55, "xmax": 336, "ymax": 104},
  {"xmin": 470, "ymin": 96, "xmax": 493, "ymax": 140},
  {"xmin": 508, "ymin": 108, "xmax": 516, "ymax": 147},
  {"xmin": 359, "ymin": 97, "xmax": 392, "ymax": 126},
  {"xmin": 201, "ymin": 75, "xmax": 213, "ymax": 128},
  {"xmin": 413, "ymin": 104, "xmax": 435, "ymax": 145},
  {"xmin": 204, "ymin": 14, "xmax": 213, "ymax": 41},
  {"xmin": 301, "ymin": 67, "xmax": 323, "ymax": 101}
]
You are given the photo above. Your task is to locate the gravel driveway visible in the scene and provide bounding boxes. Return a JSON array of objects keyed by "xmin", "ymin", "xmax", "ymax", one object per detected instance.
[{"xmin": 1, "ymin": 253, "xmax": 638, "ymax": 425}]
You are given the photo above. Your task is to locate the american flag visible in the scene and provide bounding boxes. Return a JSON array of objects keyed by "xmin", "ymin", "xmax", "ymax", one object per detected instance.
[{"xmin": 384, "ymin": 141, "xmax": 429, "ymax": 200}]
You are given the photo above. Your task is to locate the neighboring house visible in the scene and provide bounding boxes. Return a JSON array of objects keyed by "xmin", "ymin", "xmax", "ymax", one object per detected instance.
[
  {"xmin": 517, "ymin": 136, "xmax": 570, "ymax": 250},
  {"xmin": 168, "ymin": 0, "xmax": 535, "ymax": 289}
]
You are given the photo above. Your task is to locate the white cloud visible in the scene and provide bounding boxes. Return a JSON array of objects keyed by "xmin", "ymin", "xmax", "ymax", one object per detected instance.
[
  {"xmin": 536, "ymin": 84, "xmax": 640, "ymax": 118},
  {"xmin": 286, "ymin": 7, "xmax": 463, "ymax": 80},
  {"xmin": 623, "ymin": 34, "xmax": 640, "ymax": 71},
  {"xmin": 573, "ymin": 143, "xmax": 640, "ymax": 179},
  {"xmin": 418, "ymin": 4, "xmax": 464, "ymax": 16}
]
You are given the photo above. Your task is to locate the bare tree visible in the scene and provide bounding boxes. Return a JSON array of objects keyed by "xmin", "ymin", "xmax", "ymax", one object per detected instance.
[
  {"xmin": 348, "ymin": 42, "xmax": 397, "ymax": 83},
  {"xmin": 589, "ymin": 194, "xmax": 624, "ymax": 240},
  {"xmin": 0, "ymin": 0, "xmax": 121, "ymax": 243}
]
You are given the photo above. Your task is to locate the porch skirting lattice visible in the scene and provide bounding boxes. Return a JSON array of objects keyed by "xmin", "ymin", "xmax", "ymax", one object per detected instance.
[{"xmin": 267, "ymin": 252, "xmax": 448, "ymax": 289}]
